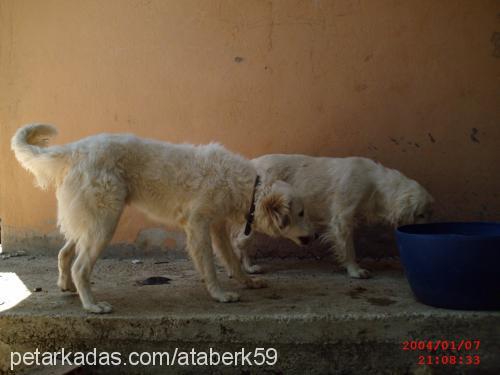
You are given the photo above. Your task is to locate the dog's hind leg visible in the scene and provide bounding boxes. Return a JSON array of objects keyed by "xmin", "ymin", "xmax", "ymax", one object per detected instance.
[
  {"xmin": 72, "ymin": 237, "xmax": 114, "ymax": 314},
  {"xmin": 71, "ymin": 199, "xmax": 125, "ymax": 313},
  {"xmin": 185, "ymin": 215, "xmax": 239, "ymax": 302},
  {"xmin": 327, "ymin": 213, "xmax": 371, "ymax": 279},
  {"xmin": 72, "ymin": 205, "xmax": 123, "ymax": 314},
  {"xmin": 57, "ymin": 240, "xmax": 76, "ymax": 292},
  {"xmin": 57, "ymin": 169, "xmax": 126, "ymax": 313},
  {"xmin": 212, "ymin": 225, "xmax": 266, "ymax": 289}
]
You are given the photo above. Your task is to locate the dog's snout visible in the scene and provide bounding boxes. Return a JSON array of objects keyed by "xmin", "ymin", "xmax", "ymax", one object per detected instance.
[{"xmin": 299, "ymin": 236, "xmax": 312, "ymax": 245}]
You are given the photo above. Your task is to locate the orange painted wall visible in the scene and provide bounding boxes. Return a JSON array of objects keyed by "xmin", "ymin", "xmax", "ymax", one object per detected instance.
[{"xmin": 1, "ymin": 0, "xmax": 499, "ymax": 249}]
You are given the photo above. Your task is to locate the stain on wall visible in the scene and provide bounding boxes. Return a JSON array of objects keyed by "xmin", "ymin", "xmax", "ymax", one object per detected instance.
[
  {"xmin": 491, "ymin": 31, "xmax": 500, "ymax": 57},
  {"xmin": 470, "ymin": 127, "xmax": 480, "ymax": 143},
  {"xmin": 1, "ymin": 0, "xmax": 499, "ymax": 257}
]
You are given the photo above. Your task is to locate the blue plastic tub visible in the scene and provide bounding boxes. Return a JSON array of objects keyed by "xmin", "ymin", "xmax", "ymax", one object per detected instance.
[{"xmin": 395, "ymin": 222, "xmax": 500, "ymax": 310}]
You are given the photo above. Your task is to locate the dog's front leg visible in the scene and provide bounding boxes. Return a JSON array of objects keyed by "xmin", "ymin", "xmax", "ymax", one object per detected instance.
[
  {"xmin": 213, "ymin": 226, "xmax": 266, "ymax": 289},
  {"xmin": 341, "ymin": 239, "xmax": 371, "ymax": 279},
  {"xmin": 186, "ymin": 217, "xmax": 239, "ymax": 302},
  {"xmin": 329, "ymin": 217, "xmax": 371, "ymax": 279}
]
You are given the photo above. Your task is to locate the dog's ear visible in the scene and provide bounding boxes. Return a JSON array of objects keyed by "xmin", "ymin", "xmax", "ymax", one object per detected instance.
[{"xmin": 259, "ymin": 190, "xmax": 290, "ymax": 231}]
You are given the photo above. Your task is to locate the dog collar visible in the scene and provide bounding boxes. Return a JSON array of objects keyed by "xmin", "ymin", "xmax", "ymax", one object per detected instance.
[{"xmin": 244, "ymin": 175, "xmax": 261, "ymax": 236}]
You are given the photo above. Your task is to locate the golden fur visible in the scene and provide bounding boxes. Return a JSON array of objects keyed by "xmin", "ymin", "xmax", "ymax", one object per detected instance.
[
  {"xmin": 238, "ymin": 154, "xmax": 434, "ymax": 278},
  {"xmin": 11, "ymin": 124, "xmax": 312, "ymax": 313}
]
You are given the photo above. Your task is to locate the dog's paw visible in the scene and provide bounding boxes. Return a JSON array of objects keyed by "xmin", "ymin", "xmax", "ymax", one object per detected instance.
[
  {"xmin": 245, "ymin": 264, "xmax": 263, "ymax": 274},
  {"xmin": 348, "ymin": 268, "xmax": 371, "ymax": 279},
  {"xmin": 246, "ymin": 278, "xmax": 267, "ymax": 289},
  {"xmin": 214, "ymin": 291, "xmax": 240, "ymax": 303},
  {"xmin": 84, "ymin": 301, "xmax": 113, "ymax": 314},
  {"xmin": 57, "ymin": 277, "xmax": 77, "ymax": 293}
]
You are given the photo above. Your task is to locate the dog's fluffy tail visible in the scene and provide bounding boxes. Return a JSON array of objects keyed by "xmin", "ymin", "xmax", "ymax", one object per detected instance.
[{"xmin": 11, "ymin": 124, "xmax": 69, "ymax": 189}]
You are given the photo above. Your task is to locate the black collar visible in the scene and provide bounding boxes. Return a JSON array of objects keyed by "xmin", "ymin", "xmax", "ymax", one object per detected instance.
[{"xmin": 244, "ymin": 175, "xmax": 261, "ymax": 236}]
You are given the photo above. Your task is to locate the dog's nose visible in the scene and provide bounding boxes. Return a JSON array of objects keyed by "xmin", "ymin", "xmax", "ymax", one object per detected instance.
[{"xmin": 299, "ymin": 236, "xmax": 312, "ymax": 245}]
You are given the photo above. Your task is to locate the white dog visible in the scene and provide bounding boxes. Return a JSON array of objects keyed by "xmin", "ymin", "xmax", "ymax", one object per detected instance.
[
  {"xmin": 11, "ymin": 125, "xmax": 313, "ymax": 313},
  {"xmin": 237, "ymin": 154, "xmax": 434, "ymax": 278}
]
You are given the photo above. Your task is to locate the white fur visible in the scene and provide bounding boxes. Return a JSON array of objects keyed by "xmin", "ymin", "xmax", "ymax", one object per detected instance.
[
  {"xmin": 11, "ymin": 124, "xmax": 312, "ymax": 313},
  {"xmin": 240, "ymin": 154, "xmax": 434, "ymax": 278}
]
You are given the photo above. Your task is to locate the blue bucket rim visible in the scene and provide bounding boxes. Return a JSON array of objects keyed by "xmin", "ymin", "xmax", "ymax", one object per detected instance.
[{"xmin": 396, "ymin": 221, "xmax": 500, "ymax": 240}]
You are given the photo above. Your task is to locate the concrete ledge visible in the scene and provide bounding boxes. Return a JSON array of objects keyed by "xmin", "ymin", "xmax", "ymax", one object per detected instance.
[{"xmin": 1, "ymin": 255, "xmax": 499, "ymax": 374}]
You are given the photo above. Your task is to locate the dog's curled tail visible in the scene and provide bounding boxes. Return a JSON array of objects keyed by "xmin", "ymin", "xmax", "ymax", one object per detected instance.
[{"xmin": 11, "ymin": 124, "xmax": 68, "ymax": 189}]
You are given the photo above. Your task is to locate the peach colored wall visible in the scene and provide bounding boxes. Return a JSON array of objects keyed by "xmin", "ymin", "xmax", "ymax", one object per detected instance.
[{"xmin": 1, "ymin": 0, "xmax": 499, "ymax": 250}]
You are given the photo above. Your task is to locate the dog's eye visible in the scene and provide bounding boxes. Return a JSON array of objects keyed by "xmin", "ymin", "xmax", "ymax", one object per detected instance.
[{"xmin": 299, "ymin": 210, "xmax": 304, "ymax": 217}]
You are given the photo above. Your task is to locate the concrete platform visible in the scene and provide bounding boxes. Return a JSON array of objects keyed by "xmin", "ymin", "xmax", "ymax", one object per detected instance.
[{"xmin": 0, "ymin": 254, "xmax": 499, "ymax": 374}]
